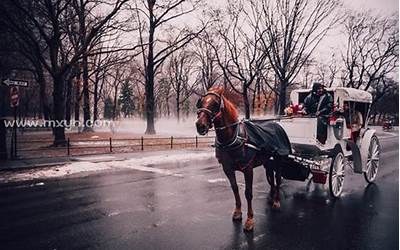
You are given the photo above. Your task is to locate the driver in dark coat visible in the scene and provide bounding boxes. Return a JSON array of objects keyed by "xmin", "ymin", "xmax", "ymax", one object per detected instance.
[{"xmin": 303, "ymin": 82, "xmax": 333, "ymax": 144}]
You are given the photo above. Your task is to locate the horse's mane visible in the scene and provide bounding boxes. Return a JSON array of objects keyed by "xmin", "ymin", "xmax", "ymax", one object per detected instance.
[{"xmin": 208, "ymin": 87, "xmax": 239, "ymax": 121}]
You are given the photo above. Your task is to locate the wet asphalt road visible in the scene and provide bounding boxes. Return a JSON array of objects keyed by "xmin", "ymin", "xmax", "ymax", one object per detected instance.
[{"xmin": 0, "ymin": 135, "xmax": 398, "ymax": 250}]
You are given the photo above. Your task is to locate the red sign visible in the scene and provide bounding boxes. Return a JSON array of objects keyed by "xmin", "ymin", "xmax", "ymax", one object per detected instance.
[{"xmin": 10, "ymin": 86, "xmax": 19, "ymax": 108}]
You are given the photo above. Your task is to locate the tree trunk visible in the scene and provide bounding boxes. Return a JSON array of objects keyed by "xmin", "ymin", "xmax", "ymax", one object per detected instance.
[
  {"xmin": 65, "ymin": 75, "xmax": 73, "ymax": 124},
  {"xmin": 251, "ymin": 82, "xmax": 259, "ymax": 115},
  {"xmin": 278, "ymin": 79, "xmax": 287, "ymax": 115},
  {"xmin": 144, "ymin": 12, "xmax": 156, "ymax": 134},
  {"xmin": 74, "ymin": 74, "xmax": 81, "ymax": 122},
  {"xmin": 93, "ymin": 78, "xmax": 99, "ymax": 122},
  {"xmin": 82, "ymin": 54, "xmax": 92, "ymax": 131},
  {"xmin": 0, "ymin": 118, "xmax": 6, "ymax": 160},
  {"xmin": 53, "ymin": 74, "xmax": 66, "ymax": 146},
  {"xmin": 0, "ymin": 86, "xmax": 7, "ymax": 160},
  {"xmin": 113, "ymin": 85, "xmax": 118, "ymax": 120},
  {"xmin": 36, "ymin": 68, "xmax": 50, "ymax": 120},
  {"xmin": 243, "ymin": 84, "xmax": 250, "ymax": 119},
  {"xmin": 166, "ymin": 95, "xmax": 170, "ymax": 117},
  {"xmin": 77, "ymin": 0, "xmax": 92, "ymax": 131},
  {"xmin": 176, "ymin": 91, "xmax": 180, "ymax": 122}
]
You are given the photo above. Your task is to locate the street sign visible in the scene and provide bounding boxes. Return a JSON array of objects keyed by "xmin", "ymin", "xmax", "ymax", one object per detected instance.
[
  {"xmin": 2, "ymin": 78, "xmax": 28, "ymax": 87},
  {"xmin": 10, "ymin": 86, "xmax": 19, "ymax": 108}
]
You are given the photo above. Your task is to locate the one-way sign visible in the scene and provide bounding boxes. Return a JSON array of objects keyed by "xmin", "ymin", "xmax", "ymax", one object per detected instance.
[{"xmin": 2, "ymin": 78, "xmax": 28, "ymax": 87}]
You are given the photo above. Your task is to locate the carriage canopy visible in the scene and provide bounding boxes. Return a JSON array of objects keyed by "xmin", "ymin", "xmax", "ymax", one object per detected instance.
[{"xmin": 290, "ymin": 87, "xmax": 373, "ymax": 105}]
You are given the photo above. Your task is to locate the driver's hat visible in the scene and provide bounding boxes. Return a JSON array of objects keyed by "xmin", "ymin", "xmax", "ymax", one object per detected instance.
[{"xmin": 312, "ymin": 82, "xmax": 324, "ymax": 93}]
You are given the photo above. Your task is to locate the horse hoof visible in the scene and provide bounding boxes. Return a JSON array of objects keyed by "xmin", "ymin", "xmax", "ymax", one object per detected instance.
[
  {"xmin": 232, "ymin": 209, "xmax": 242, "ymax": 221},
  {"xmin": 243, "ymin": 218, "xmax": 254, "ymax": 232},
  {"xmin": 272, "ymin": 201, "xmax": 281, "ymax": 209}
]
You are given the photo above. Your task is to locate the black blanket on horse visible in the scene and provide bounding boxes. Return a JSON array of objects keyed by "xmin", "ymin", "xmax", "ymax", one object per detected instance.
[
  {"xmin": 214, "ymin": 119, "xmax": 292, "ymax": 171},
  {"xmin": 243, "ymin": 119, "xmax": 291, "ymax": 157}
]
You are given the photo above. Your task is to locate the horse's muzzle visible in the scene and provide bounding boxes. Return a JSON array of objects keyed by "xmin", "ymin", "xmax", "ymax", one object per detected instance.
[{"xmin": 196, "ymin": 120, "xmax": 209, "ymax": 135}]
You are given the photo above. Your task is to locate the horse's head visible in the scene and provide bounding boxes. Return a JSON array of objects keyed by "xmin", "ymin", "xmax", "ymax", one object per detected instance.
[{"xmin": 195, "ymin": 91, "xmax": 224, "ymax": 135}]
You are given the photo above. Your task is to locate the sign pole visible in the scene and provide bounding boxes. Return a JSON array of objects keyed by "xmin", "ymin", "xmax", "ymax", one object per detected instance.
[
  {"xmin": 13, "ymin": 106, "xmax": 17, "ymax": 158},
  {"xmin": 10, "ymin": 126, "xmax": 14, "ymax": 158},
  {"xmin": 3, "ymin": 79, "xmax": 27, "ymax": 159},
  {"xmin": 9, "ymin": 86, "xmax": 20, "ymax": 159}
]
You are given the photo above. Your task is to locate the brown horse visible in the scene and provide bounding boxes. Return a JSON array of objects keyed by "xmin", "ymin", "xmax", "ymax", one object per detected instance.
[{"xmin": 195, "ymin": 87, "xmax": 287, "ymax": 232}]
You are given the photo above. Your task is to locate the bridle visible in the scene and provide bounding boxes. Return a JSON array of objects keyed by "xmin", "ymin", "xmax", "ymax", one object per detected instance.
[
  {"xmin": 196, "ymin": 91, "xmax": 240, "ymax": 131},
  {"xmin": 196, "ymin": 90, "xmax": 245, "ymax": 150},
  {"xmin": 196, "ymin": 92, "xmax": 224, "ymax": 124}
]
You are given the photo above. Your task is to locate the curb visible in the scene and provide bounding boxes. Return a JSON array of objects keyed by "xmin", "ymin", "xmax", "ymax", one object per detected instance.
[
  {"xmin": 0, "ymin": 161, "xmax": 71, "ymax": 172},
  {"xmin": 0, "ymin": 148, "xmax": 214, "ymax": 172}
]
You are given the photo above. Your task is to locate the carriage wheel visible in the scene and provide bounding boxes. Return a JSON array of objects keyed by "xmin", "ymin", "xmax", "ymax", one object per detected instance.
[
  {"xmin": 329, "ymin": 151, "xmax": 345, "ymax": 198},
  {"xmin": 364, "ymin": 136, "xmax": 380, "ymax": 183}
]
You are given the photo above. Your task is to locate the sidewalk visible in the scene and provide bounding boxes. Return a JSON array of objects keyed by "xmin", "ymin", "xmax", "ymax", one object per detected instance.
[{"xmin": 0, "ymin": 148, "xmax": 214, "ymax": 172}]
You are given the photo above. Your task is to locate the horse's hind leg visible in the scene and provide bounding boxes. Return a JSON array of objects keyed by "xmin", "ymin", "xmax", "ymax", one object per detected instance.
[
  {"xmin": 264, "ymin": 163, "xmax": 275, "ymax": 204},
  {"xmin": 272, "ymin": 162, "xmax": 282, "ymax": 209},
  {"xmin": 243, "ymin": 166, "xmax": 254, "ymax": 232},
  {"xmin": 223, "ymin": 167, "xmax": 242, "ymax": 221},
  {"xmin": 263, "ymin": 159, "xmax": 275, "ymax": 205}
]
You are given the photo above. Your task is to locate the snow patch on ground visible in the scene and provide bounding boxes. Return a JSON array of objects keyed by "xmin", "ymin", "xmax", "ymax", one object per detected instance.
[
  {"xmin": 110, "ymin": 152, "xmax": 214, "ymax": 168},
  {"xmin": 1, "ymin": 162, "xmax": 111, "ymax": 182},
  {"xmin": 207, "ymin": 178, "xmax": 227, "ymax": 183},
  {"xmin": 0, "ymin": 151, "xmax": 215, "ymax": 183}
]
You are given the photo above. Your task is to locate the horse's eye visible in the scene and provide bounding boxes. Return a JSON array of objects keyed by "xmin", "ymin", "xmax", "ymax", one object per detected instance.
[{"xmin": 196, "ymin": 98, "xmax": 202, "ymax": 108}]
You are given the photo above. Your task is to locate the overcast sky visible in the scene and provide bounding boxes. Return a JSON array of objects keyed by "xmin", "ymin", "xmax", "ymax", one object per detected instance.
[
  {"xmin": 129, "ymin": 0, "xmax": 399, "ymax": 81},
  {"xmin": 344, "ymin": 0, "xmax": 398, "ymax": 14},
  {"xmin": 315, "ymin": 0, "xmax": 398, "ymax": 66}
]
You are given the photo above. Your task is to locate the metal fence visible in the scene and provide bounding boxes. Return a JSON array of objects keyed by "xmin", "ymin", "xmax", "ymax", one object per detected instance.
[{"xmin": 11, "ymin": 135, "xmax": 215, "ymax": 159}]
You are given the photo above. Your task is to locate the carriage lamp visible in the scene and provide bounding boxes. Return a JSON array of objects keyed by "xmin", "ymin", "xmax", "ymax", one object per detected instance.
[{"xmin": 332, "ymin": 117, "xmax": 345, "ymax": 140}]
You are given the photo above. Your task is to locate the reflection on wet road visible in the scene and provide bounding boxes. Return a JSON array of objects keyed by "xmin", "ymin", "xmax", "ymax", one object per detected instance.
[{"xmin": 0, "ymin": 136, "xmax": 398, "ymax": 249}]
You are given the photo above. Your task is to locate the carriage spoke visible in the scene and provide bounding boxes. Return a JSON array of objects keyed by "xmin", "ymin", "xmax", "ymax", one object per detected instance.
[
  {"xmin": 329, "ymin": 151, "xmax": 345, "ymax": 197},
  {"xmin": 364, "ymin": 137, "xmax": 380, "ymax": 183}
]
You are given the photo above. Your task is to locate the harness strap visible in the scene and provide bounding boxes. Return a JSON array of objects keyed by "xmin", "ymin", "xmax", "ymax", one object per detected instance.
[
  {"xmin": 317, "ymin": 93, "xmax": 327, "ymax": 112},
  {"xmin": 215, "ymin": 123, "xmax": 242, "ymax": 149},
  {"xmin": 214, "ymin": 121, "xmax": 241, "ymax": 130}
]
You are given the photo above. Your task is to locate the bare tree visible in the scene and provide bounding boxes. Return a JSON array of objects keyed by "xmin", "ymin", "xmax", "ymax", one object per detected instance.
[
  {"xmin": 192, "ymin": 31, "xmax": 223, "ymax": 94},
  {"xmin": 260, "ymin": 0, "xmax": 341, "ymax": 114},
  {"xmin": 89, "ymin": 46, "xmax": 131, "ymax": 122},
  {"xmin": 107, "ymin": 66, "xmax": 127, "ymax": 120},
  {"xmin": 133, "ymin": 0, "xmax": 206, "ymax": 134},
  {"xmin": 167, "ymin": 49, "xmax": 196, "ymax": 121},
  {"xmin": 0, "ymin": 0, "xmax": 131, "ymax": 145},
  {"xmin": 211, "ymin": 0, "xmax": 267, "ymax": 118},
  {"xmin": 342, "ymin": 11, "xmax": 399, "ymax": 91},
  {"xmin": 316, "ymin": 54, "xmax": 339, "ymax": 87}
]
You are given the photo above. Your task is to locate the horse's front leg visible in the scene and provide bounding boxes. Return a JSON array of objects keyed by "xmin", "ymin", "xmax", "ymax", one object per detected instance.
[
  {"xmin": 243, "ymin": 166, "xmax": 254, "ymax": 232},
  {"xmin": 223, "ymin": 166, "xmax": 242, "ymax": 221}
]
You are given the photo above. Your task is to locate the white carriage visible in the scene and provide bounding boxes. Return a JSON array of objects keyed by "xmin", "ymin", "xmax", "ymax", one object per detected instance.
[{"xmin": 278, "ymin": 87, "xmax": 380, "ymax": 198}]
